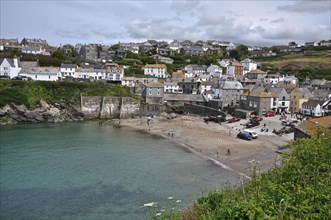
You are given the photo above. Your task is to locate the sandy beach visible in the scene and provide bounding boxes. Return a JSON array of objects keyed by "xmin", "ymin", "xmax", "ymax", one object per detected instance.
[{"xmin": 119, "ymin": 114, "xmax": 293, "ymax": 178}]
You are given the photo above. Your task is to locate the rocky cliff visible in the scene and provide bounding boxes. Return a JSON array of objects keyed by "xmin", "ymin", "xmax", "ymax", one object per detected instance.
[{"xmin": 0, "ymin": 100, "xmax": 84, "ymax": 125}]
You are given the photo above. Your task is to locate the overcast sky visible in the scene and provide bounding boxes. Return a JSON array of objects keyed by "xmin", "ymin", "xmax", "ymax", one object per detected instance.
[{"xmin": 1, "ymin": 0, "xmax": 330, "ymax": 47}]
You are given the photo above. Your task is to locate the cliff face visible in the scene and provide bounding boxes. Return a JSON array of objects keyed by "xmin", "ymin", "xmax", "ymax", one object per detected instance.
[
  {"xmin": 0, "ymin": 97, "xmax": 143, "ymax": 125},
  {"xmin": 0, "ymin": 100, "xmax": 84, "ymax": 125}
]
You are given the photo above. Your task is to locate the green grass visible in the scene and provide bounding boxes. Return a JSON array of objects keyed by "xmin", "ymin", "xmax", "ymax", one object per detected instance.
[{"xmin": 0, "ymin": 80, "xmax": 138, "ymax": 109}]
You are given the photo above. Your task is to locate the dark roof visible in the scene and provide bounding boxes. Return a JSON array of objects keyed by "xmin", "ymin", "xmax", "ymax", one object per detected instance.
[
  {"xmin": 302, "ymin": 99, "xmax": 325, "ymax": 107},
  {"xmin": 61, "ymin": 64, "xmax": 76, "ymax": 68}
]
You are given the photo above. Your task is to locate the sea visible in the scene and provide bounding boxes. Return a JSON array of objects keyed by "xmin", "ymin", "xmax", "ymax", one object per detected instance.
[{"xmin": 0, "ymin": 122, "xmax": 241, "ymax": 220}]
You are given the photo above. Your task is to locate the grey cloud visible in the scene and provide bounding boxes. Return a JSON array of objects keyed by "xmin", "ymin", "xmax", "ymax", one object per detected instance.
[
  {"xmin": 259, "ymin": 18, "xmax": 268, "ymax": 21},
  {"xmin": 277, "ymin": 0, "xmax": 331, "ymax": 14},
  {"xmin": 270, "ymin": 18, "xmax": 285, "ymax": 23},
  {"xmin": 125, "ymin": 19, "xmax": 205, "ymax": 41},
  {"xmin": 196, "ymin": 14, "xmax": 235, "ymax": 26},
  {"xmin": 54, "ymin": 29, "xmax": 90, "ymax": 40},
  {"xmin": 170, "ymin": 0, "xmax": 201, "ymax": 14}
]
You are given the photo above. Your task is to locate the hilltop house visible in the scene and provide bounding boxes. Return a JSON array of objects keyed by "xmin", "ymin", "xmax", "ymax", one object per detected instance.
[
  {"xmin": 144, "ymin": 64, "xmax": 167, "ymax": 78},
  {"xmin": 0, "ymin": 38, "xmax": 21, "ymax": 51},
  {"xmin": 139, "ymin": 41, "xmax": 154, "ymax": 52}
]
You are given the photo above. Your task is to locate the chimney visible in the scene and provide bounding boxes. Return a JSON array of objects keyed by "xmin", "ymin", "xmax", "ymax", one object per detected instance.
[{"xmin": 13, "ymin": 55, "xmax": 19, "ymax": 68}]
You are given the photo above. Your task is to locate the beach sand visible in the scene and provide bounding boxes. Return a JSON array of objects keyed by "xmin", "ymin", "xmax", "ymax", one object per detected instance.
[{"xmin": 119, "ymin": 114, "xmax": 292, "ymax": 177}]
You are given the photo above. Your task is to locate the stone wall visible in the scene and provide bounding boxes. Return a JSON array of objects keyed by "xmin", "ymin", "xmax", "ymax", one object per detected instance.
[
  {"xmin": 81, "ymin": 96, "xmax": 141, "ymax": 119},
  {"xmin": 183, "ymin": 103, "xmax": 226, "ymax": 117}
]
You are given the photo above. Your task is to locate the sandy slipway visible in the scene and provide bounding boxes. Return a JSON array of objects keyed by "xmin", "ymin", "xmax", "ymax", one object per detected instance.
[{"xmin": 119, "ymin": 114, "xmax": 293, "ymax": 177}]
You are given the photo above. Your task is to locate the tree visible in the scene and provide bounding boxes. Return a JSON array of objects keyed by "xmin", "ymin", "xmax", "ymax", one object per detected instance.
[{"xmin": 51, "ymin": 48, "xmax": 66, "ymax": 60}]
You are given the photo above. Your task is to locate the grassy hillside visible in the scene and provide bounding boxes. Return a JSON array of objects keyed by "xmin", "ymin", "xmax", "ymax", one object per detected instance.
[
  {"xmin": 256, "ymin": 50, "xmax": 331, "ymax": 80},
  {"xmin": 157, "ymin": 132, "xmax": 331, "ymax": 219},
  {"xmin": 0, "ymin": 80, "xmax": 138, "ymax": 109}
]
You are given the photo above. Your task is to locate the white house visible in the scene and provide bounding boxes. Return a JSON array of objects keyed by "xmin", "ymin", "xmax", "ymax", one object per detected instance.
[
  {"xmin": 200, "ymin": 80, "xmax": 214, "ymax": 94},
  {"xmin": 301, "ymin": 99, "xmax": 325, "ymax": 117},
  {"xmin": 121, "ymin": 77, "xmax": 136, "ymax": 87},
  {"xmin": 106, "ymin": 66, "xmax": 124, "ymax": 82},
  {"xmin": 0, "ymin": 57, "xmax": 21, "ymax": 79},
  {"xmin": 60, "ymin": 64, "xmax": 77, "ymax": 79},
  {"xmin": 207, "ymin": 64, "xmax": 222, "ymax": 78},
  {"xmin": 164, "ymin": 81, "xmax": 182, "ymax": 93},
  {"xmin": 169, "ymin": 40, "xmax": 182, "ymax": 52},
  {"xmin": 240, "ymin": 58, "xmax": 257, "ymax": 74},
  {"xmin": 21, "ymin": 46, "xmax": 50, "ymax": 55},
  {"xmin": 264, "ymin": 74, "xmax": 282, "ymax": 85},
  {"xmin": 269, "ymin": 88, "xmax": 291, "ymax": 113},
  {"xmin": 27, "ymin": 67, "xmax": 60, "ymax": 81},
  {"xmin": 144, "ymin": 64, "xmax": 167, "ymax": 78},
  {"xmin": 280, "ymin": 75, "xmax": 298, "ymax": 86}
]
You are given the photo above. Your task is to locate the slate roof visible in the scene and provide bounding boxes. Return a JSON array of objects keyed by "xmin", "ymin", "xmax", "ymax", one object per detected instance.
[
  {"xmin": 296, "ymin": 116, "xmax": 331, "ymax": 137},
  {"xmin": 146, "ymin": 82, "xmax": 164, "ymax": 87},
  {"xmin": 247, "ymin": 69, "xmax": 266, "ymax": 74},
  {"xmin": 302, "ymin": 99, "xmax": 325, "ymax": 107},
  {"xmin": 61, "ymin": 64, "xmax": 76, "ymax": 68},
  {"xmin": 242, "ymin": 90, "xmax": 277, "ymax": 98},
  {"xmin": 221, "ymin": 80, "xmax": 244, "ymax": 90},
  {"xmin": 144, "ymin": 64, "xmax": 166, "ymax": 69}
]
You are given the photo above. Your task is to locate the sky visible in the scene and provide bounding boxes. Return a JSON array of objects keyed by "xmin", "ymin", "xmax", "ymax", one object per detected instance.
[{"xmin": 1, "ymin": 0, "xmax": 330, "ymax": 47}]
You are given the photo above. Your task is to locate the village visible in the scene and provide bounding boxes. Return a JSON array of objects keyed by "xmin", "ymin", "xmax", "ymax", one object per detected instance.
[{"xmin": 0, "ymin": 37, "xmax": 330, "ymax": 139}]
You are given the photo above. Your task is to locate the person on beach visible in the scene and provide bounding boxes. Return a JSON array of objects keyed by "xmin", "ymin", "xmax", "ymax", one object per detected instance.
[{"xmin": 227, "ymin": 149, "xmax": 231, "ymax": 156}]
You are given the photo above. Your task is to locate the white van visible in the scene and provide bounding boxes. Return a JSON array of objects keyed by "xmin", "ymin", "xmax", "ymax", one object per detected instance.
[{"xmin": 244, "ymin": 129, "xmax": 258, "ymax": 139}]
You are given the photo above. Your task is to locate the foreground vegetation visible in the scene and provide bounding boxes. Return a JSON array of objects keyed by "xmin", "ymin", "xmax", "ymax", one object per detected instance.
[
  {"xmin": 157, "ymin": 132, "xmax": 331, "ymax": 219},
  {"xmin": 0, "ymin": 80, "xmax": 137, "ymax": 109}
]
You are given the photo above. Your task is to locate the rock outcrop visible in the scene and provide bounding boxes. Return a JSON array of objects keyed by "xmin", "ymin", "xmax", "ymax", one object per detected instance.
[{"xmin": 0, "ymin": 100, "xmax": 84, "ymax": 125}]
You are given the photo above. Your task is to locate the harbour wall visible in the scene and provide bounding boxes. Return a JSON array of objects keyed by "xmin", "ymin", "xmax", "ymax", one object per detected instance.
[{"xmin": 81, "ymin": 96, "xmax": 141, "ymax": 119}]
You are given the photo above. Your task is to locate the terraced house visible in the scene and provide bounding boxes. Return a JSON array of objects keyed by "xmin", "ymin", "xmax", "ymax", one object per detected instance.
[{"xmin": 144, "ymin": 64, "xmax": 167, "ymax": 78}]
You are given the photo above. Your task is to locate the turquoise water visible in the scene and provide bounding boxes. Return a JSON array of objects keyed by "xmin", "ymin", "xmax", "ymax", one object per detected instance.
[{"xmin": 0, "ymin": 122, "xmax": 240, "ymax": 220}]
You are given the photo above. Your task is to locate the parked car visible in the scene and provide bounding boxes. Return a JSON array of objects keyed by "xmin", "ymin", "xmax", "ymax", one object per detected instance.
[
  {"xmin": 263, "ymin": 112, "xmax": 276, "ymax": 117},
  {"xmin": 227, "ymin": 117, "xmax": 241, "ymax": 123},
  {"xmin": 245, "ymin": 120, "xmax": 260, "ymax": 128},
  {"xmin": 237, "ymin": 131, "xmax": 252, "ymax": 140},
  {"xmin": 251, "ymin": 116, "xmax": 263, "ymax": 121},
  {"xmin": 11, "ymin": 75, "xmax": 33, "ymax": 81},
  {"xmin": 204, "ymin": 115, "xmax": 226, "ymax": 124},
  {"xmin": 244, "ymin": 129, "xmax": 258, "ymax": 139}
]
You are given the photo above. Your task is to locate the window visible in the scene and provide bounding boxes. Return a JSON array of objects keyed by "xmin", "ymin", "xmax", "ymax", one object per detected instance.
[
  {"xmin": 49, "ymin": 75, "xmax": 51, "ymax": 79},
  {"xmin": 35, "ymin": 75, "xmax": 37, "ymax": 79},
  {"xmin": 3, "ymin": 67, "xmax": 8, "ymax": 70},
  {"xmin": 282, "ymin": 96, "xmax": 285, "ymax": 101},
  {"xmin": 149, "ymin": 91, "xmax": 152, "ymax": 95},
  {"xmin": 282, "ymin": 102, "xmax": 285, "ymax": 106}
]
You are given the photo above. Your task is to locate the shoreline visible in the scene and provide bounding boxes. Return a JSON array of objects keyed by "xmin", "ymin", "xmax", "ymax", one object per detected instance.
[{"xmin": 118, "ymin": 114, "xmax": 292, "ymax": 177}]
